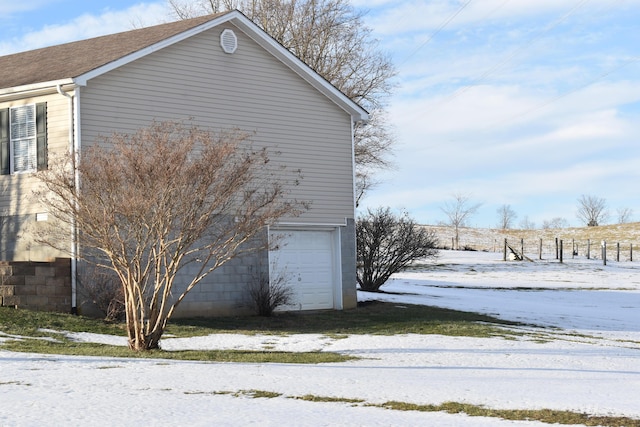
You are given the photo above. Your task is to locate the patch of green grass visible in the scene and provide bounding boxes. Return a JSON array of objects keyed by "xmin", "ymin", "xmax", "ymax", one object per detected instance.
[
  {"xmin": 176, "ymin": 388, "xmax": 640, "ymax": 427},
  {"xmin": 0, "ymin": 307, "xmax": 125, "ymax": 337},
  {"xmin": 1, "ymin": 301, "xmax": 524, "ymax": 362},
  {"xmin": 184, "ymin": 389, "xmax": 282, "ymax": 398},
  {"xmin": 242, "ymin": 389, "xmax": 283, "ymax": 399},
  {"xmin": 376, "ymin": 401, "xmax": 640, "ymax": 427},
  {"xmin": 169, "ymin": 300, "xmax": 524, "ymax": 338},
  {"xmin": 0, "ymin": 337, "xmax": 354, "ymax": 364},
  {"xmin": 295, "ymin": 394, "xmax": 365, "ymax": 404},
  {"xmin": 0, "ymin": 381, "xmax": 30, "ymax": 386}
]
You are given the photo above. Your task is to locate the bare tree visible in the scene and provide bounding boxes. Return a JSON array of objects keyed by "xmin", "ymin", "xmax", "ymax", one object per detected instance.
[
  {"xmin": 616, "ymin": 207, "xmax": 634, "ymax": 224},
  {"xmin": 542, "ymin": 217, "xmax": 569, "ymax": 230},
  {"xmin": 496, "ymin": 204, "xmax": 517, "ymax": 230},
  {"xmin": 576, "ymin": 194, "xmax": 608, "ymax": 227},
  {"xmin": 169, "ymin": 0, "xmax": 396, "ymax": 198},
  {"xmin": 357, "ymin": 207, "xmax": 438, "ymax": 292},
  {"xmin": 35, "ymin": 121, "xmax": 306, "ymax": 351},
  {"xmin": 518, "ymin": 216, "xmax": 536, "ymax": 230},
  {"xmin": 441, "ymin": 193, "xmax": 481, "ymax": 250}
]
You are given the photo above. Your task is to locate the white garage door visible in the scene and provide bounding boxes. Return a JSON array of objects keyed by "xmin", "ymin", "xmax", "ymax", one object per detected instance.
[{"xmin": 269, "ymin": 230, "xmax": 336, "ymax": 311}]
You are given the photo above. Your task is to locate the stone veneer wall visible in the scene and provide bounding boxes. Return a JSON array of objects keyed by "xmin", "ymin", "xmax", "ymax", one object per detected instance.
[{"xmin": 0, "ymin": 258, "xmax": 71, "ymax": 313}]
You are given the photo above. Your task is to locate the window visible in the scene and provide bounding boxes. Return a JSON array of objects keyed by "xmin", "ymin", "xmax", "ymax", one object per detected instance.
[
  {"xmin": 0, "ymin": 102, "xmax": 47, "ymax": 175},
  {"xmin": 11, "ymin": 105, "xmax": 36, "ymax": 172}
]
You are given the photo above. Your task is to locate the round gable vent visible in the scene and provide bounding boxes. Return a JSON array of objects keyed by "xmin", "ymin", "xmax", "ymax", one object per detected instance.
[{"xmin": 220, "ymin": 29, "xmax": 238, "ymax": 54}]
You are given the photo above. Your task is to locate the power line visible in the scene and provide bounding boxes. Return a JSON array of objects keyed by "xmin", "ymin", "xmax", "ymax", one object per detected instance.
[
  {"xmin": 434, "ymin": 0, "xmax": 592, "ymax": 109},
  {"xmin": 398, "ymin": 0, "xmax": 474, "ymax": 67},
  {"xmin": 482, "ymin": 55, "xmax": 640, "ymax": 132}
]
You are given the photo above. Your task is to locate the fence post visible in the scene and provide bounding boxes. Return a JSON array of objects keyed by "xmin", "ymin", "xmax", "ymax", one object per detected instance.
[
  {"xmin": 521, "ymin": 238, "xmax": 524, "ymax": 260},
  {"xmin": 631, "ymin": 244, "xmax": 634, "ymax": 262},
  {"xmin": 559, "ymin": 239, "xmax": 563, "ymax": 263},
  {"xmin": 539, "ymin": 238, "xmax": 542, "ymax": 260},
  {"xmin": 572, "ymin": 239, "xmax": 575, "ymax": 258},
  {"xmin": 555, "ymin": 238, "xmax": 559, "ymax": 259},
  {"xmin": 503, "ymin": 238, "xmax": 507, "ymax": 261},
  {"xmin": 602, "ymin": 240, "xmax": 607, "ymax": 266},
  {"xmin": 587, "ymin": 239, "xmax": 591, "ymax": 259},
  {"xmin": 616, "ymin": 242, "xmax": 620, "ymax": 262}
]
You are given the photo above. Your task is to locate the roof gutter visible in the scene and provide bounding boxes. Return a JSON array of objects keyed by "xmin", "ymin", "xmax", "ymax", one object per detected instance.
[
  {"xmin": 0, "ymin": 79, "xmax": 74, "ymax": 101},
  {"xmin": 56, "ymin": 83, "xmax": 79, "ymax": 315}
]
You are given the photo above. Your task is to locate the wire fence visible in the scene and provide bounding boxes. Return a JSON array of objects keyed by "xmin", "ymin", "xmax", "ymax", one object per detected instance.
[
  {"xmin": 501, "ymin": 237, "xmax": 636, "ymax": 264},
  {"xmin": 426, "ymin": 225, "xmax": 640, "ymax": 265}
]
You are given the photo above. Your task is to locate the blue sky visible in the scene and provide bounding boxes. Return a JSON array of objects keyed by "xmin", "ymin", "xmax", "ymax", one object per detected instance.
[{"xmin": 2, "ymin": 0, "xmax": 639, "ymax": 228}]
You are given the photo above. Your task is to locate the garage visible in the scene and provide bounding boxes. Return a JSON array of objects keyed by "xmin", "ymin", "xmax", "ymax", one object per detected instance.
[{"xmin": 269, "ymin": 229, "xmax": 338, "ymax": 311}]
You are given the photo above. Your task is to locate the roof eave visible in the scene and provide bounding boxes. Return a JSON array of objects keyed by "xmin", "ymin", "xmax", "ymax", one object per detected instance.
[{"xmin": 0, "ymin": 78, "xmax": 75, "ymax": 100}]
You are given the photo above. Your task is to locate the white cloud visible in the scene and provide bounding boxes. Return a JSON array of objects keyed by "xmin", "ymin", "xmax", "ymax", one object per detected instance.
[
  {"xmin": 0, "ymin": 2, "xmax": 171, "ymax": 55},
  {"xmin": 0, "ymin": 0, "xmax": 56, "ymax": 15},
  {"xmin": 365, "ymin": 0, "xmax": 640, "ymax": 36},
  {"xmin": 364, "ymin": 0, "xmax": 562, "ymax": 36}
]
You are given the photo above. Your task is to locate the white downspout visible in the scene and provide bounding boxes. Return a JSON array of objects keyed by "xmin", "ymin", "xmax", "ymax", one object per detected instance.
[{"xmin": 56, "ymin": 84, "xmax": 78, "ymax": 314}]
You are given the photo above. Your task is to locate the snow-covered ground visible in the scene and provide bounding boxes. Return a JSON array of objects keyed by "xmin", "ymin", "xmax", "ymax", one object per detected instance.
[{"xmin": 1, "ymin": 251, "xmax": 639, "ymax": 426}]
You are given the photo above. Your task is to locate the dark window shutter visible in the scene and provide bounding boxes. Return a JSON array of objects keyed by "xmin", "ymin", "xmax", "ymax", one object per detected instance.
[
  {"xmin": 0, "ymin": 108, "xmax": 9, "ymax": 175},
  {"xmin": 36, "ymin": 102, "xmax": 47, "ymax": 171}
]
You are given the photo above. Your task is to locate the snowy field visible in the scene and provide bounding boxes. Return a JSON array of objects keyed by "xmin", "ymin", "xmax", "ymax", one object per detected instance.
[{"xmin": 1, "ymin": 251, "xmax": 639, "ymax": 426}]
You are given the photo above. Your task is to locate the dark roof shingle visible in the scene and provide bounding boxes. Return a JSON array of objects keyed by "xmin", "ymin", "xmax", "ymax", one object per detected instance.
[{"xmin": 0, "ymin": 14, "xmax": 223, "ymax": 90}]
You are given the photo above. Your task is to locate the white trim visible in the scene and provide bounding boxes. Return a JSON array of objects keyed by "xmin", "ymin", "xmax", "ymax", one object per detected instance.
[
  {"xmin": 333, "ymin": 227, "xmax": 344, "ymax": 310},
  {"xmin": 274, "ymin": 219, "xmax": 349, "ymax": 228},
  {"xmin": 73, "ymin": 12, "xmax": 243, "ymax": 85},
  {"xmin": 72, "ymin": 87, "xmax": 82, "ymax": 311},
  {"xmin": 0, "ymin": 79, "xmax": 74, "ymax": 98},
  {"xmin": 351, "ymin": 117, "xmax": 358, "ymax": 213},
  {"xmin": 71, "ymin": 11, "xmax": 368, "ymax": 122},
  {"xmin": 56, "ymin": 83, "xmax": 80, "ymax": 311},
  {"xmin": 230, "ymin": 15, "xmax": 369, "ymax": 121}
]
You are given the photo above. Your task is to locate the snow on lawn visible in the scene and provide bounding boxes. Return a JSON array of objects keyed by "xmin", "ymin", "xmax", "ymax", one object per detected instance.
[
  {"xmin": 1, "ymin": 251, "xmax": 639, "ymax": 426},
  {"xmin": 364, "ymin": 250, "xmax": 640, "ymax": 339}
]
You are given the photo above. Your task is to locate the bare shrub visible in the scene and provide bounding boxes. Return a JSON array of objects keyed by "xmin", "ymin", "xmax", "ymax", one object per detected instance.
[
  {"xmin": 248, "ymin": 271, "xmax": 293, "ymax": 317},
  {"xmin": 357, "ymin": 207, "xmax": 438, "ymax": 292},
  {"xmin": 79, "ymin": 267, "xmax": 125, "ymax": 322}
]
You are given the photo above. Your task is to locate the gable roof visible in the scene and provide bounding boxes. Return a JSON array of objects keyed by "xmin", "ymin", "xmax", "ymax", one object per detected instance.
[
  {"xmin": 0, "ymin": 11, "xmax": 368, "ymax": 121},
  {"xmin": 0, "ymin": 14, "xmax": 220, "ymax": 90}
]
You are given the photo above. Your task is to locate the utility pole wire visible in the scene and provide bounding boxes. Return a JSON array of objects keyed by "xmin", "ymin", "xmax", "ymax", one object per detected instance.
[
  {"xmin": 398, "ymin": 0, "xmax": 474, "ymax": 67},
  {"xmin": 481, "ymin": 55, "xmax": 640, "ymax": 132},
  {"xmin": 434, "ymin": 0, "xmax": 592, "ymax": 110}
]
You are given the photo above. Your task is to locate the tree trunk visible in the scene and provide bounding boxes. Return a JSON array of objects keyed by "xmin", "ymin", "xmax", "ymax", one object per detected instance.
[
  {"xmin": 124, "ymin": 285, "xmax": 164, "ymax": 351},
  {"xmin": 127, "ymin": 326, "xmax": 163, "ymax": 351}
]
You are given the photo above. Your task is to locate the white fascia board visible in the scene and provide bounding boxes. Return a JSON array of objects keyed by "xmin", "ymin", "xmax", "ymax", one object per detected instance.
[
  {"xmin": 230, "ymin": 16, "xmax": 369, "ymax": 122},
  {"xmin": 0, "ymin": 78, "xmax": 75, "ymax": 99},
  {"xmin": 273, "ymin": 219, "xmax": 349, "ymax": 228},
  {"xmin": 73, "ymin": 12, "xmax": 244, "ymax": 86}
]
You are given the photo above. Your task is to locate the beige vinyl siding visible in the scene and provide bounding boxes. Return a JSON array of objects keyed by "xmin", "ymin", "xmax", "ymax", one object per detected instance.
[
  {"xmin": 0, "ymin": 92, "xmax": 70, "ymax": 214},
  {"xmin": 0, "ymin": 91, "xmax": 72, "ymax": 260},
  {"xmin": 80, "ymin": 24, "xmax": 355, "ymax": 225}
]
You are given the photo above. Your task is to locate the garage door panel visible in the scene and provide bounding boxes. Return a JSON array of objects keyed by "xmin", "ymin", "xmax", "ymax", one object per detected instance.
[{"xmin": 269, "ymin": 230, "xmax": 335, "ymax": 311}]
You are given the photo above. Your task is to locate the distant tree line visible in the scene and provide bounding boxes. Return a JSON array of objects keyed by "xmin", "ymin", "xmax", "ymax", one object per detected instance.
[{"xmin": 441, "ymin": 193, "xmax": 634, "ymax": 232}]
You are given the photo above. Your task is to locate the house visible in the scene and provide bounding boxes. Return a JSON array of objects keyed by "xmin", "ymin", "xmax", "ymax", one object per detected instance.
[{"xmin": 0, "ymin": 10, "xmax": 367, "ymax": 316}]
